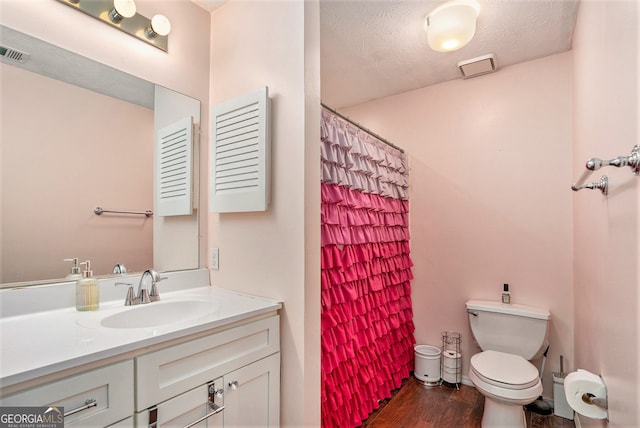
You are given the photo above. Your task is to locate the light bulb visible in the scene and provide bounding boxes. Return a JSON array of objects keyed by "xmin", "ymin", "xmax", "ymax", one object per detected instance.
[
  {"xmin": 108, "ymin": 0, "xmax": 137, "ymax": 24},
  {"xmin": 146, "ymin": 14, "xmax": 171, "ymax": 38}
]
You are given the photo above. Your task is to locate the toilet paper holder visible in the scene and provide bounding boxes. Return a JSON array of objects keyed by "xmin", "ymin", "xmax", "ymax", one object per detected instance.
[
  {"xmin": 580, "ymin": 374, "xmax": 609, "ymax": 422},
  {"xmin": 582, "ymin": 392, "xmax": 608, "ymax": 409},
  {"xmin": 582, "ymin": 373, "xmax": 607, "ymax": 410}
]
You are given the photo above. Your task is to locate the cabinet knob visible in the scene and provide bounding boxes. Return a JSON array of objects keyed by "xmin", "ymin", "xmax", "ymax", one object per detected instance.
[
  {"xmin": 229, "ymin": 380, "xmax": 239, "ymax": 390},
  {"xmin": 216, "ymin": 388, "xmax": 224, "ymax": 398}
]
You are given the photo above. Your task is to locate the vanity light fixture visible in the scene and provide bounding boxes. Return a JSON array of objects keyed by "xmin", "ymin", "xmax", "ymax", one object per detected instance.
[
  {"xmin": 146, "ymin": 15, "xmax": 172, "ymax": 39},
  {"xmin": 55, "ymin": 0, "xmax": 170, "ymax": 52},
  {"xmin": 425, "ymin": 0, "xmax": 480, "ymax": 53},
  {"xmin": 108, "ymin": 0, "xmax": 137, "ymax": 24}
]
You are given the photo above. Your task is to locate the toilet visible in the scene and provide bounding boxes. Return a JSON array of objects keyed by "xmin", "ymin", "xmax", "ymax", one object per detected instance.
[{"xmin": 466, "ymin": 300, "xmax": 550, "ymax": 427}]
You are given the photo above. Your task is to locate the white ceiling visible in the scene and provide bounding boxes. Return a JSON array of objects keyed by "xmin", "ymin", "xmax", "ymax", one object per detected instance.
[
  {"xmin": 321, "ymin": 0, "xmax": 580, "ymax": 108},
  {"xmin": 194, "ymin": 0, "xmax": 580, "ymax": 108}
]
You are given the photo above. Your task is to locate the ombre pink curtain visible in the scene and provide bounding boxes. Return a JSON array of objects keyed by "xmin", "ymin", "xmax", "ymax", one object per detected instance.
[{"xmin": 320, "ymin": 109, "xmax": 415, "ymax": 428}]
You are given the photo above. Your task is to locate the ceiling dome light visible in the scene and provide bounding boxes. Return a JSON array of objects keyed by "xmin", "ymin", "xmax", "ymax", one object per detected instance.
[
  {"xmin": 108, "ymin": 0, "xmax": 137, "ymax": 23},
  {"xmin": 425, "ymin": 0, "xmax": 480, "ymax": 53},
  {"xmin": 146, "ymin": 14, "xmax": 171, "ymax": 38}
]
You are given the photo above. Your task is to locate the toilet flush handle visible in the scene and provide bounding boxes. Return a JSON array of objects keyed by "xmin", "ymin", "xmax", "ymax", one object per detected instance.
[{"xmin": 467, "ymin": 309, "xmax": 478, "ymax": 316}]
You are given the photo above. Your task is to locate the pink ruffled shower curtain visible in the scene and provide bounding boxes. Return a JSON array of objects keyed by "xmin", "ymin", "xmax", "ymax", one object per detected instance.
[{"xmin": 320, "ymin": 109, "xmax": 415, "ymax": 428}]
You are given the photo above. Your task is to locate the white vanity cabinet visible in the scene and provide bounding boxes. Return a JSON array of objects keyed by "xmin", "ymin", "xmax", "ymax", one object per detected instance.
[
  {"xmin": 135, "ymin": 315, "xmax": 280, "ymax": 427},
  {"xmin": 0, "ymin": 360, "xmax": 134, "ymax": 427},
  {"xmin": 0, "ymin": 283, "xmax": 281, "ymax": 428}
]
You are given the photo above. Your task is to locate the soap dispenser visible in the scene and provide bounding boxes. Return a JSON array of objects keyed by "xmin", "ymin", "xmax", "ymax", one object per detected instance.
[
  {"xmin": 64, "ymin": 258, "xmax": 82, "ymax": 280},
  {"xmin": 501, "ymin": 283, "xmax": 511, "ymax": 304},
  {"xmin": 76, "ymin": 260, "xmax": 99, "ymax": 311}
]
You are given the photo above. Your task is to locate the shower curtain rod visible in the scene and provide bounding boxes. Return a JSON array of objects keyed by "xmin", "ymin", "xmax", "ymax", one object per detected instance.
[{"xmin": 321, "ymin": 102, "xmax": 404, "ymax": 154}]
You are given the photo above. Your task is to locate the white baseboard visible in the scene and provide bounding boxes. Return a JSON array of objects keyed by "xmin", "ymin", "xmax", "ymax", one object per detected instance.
[{"xmin": 461, "ymin": 375, "xmax": 473, "ymax": 387}]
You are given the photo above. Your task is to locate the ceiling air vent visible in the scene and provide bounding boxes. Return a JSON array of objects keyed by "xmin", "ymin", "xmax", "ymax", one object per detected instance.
[
  {"xmin": 458, "ymin": 53, "xmax": 497, "ymax": 79},
  {"xmin": 0, "ymin": 45, "xmax": 29, "ymax": 63}
]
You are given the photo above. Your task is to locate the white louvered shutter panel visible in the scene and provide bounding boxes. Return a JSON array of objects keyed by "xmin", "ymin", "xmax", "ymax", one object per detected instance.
[
  {"xmin": 156, "ymin": 116, "xmax": 193, "ymax": 216},
  {"xmin": 210, "ymin": 86, "xmax": 271, "ymax": 213}
]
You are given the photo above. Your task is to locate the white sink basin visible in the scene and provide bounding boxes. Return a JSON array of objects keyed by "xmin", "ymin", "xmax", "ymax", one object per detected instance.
[{"xmin": 100, "ymin": 300, "xmax": 216, "ymax": 329}]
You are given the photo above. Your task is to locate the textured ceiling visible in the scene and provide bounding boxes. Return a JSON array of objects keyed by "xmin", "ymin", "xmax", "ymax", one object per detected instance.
[
  {"xmin": 193, "ymin": 0, "xmax": 580, "ymax": 109},
  {"xmin": 321, "ymin": 0, "xmax": 580, "ymax": 108}
]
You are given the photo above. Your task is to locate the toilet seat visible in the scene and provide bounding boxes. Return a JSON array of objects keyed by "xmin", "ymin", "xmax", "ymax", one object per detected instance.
[
  {"xmin": 470, "ymin": 350, "xmax": 539, "ymax": 390},
  {"xmin": 469, "ymin": 350, "xmax": 542, "ymax": 406}
]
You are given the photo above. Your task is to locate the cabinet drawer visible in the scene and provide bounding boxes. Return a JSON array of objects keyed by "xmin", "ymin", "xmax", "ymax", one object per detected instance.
[
  {"xmin": 136, "ymin": 315, "xmax": 279, "ymax": 411},
  {"xmin": 0, "ymin": 360, "xmax": 133, "ymax": 427}
]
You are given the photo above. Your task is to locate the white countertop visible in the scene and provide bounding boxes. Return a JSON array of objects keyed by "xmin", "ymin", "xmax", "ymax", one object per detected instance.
[{"xmin": 0, "ymin": 285, "xmax": 281, "ymax": 389}]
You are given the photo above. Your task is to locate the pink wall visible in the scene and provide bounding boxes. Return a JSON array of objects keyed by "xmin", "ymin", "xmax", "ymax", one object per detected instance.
[
  {"xmin": 342, "ymin": 52, "xmax": 574, "ymax": 397},
  {"xmin": 572, "ymin": 1, "xmax": 639, "ymax": 426},
  {"xmin": 208, "ymin": 1, "xmax": 321, "ymax": 426},
  {"xmin": 1, "ymin": 63, "xmax": 153, "ymax": 282}
]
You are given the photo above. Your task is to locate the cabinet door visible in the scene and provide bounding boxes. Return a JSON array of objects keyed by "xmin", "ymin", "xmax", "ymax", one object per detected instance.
[
  {"xmin": 135, "ymin": 379, "xmax": 224, "ymax": 428},
  {"xmin": 223, "ymin": 353, "xmax": 280, "ymax": 428}
]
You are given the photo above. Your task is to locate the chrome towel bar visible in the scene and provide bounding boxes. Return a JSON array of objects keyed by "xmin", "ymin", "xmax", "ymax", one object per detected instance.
[
  {"xmin": 94, "ymin": 207, "xmax": 153, "ymax": 217},
  {"xmin": 571, "ymin": 145, "xmax": 640, "ymax": 194}
]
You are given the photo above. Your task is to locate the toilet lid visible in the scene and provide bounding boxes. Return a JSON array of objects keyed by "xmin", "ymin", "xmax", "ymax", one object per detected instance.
[{"xmin": 471, "ymin": 350, "xmax": 539, "ymax": 388}]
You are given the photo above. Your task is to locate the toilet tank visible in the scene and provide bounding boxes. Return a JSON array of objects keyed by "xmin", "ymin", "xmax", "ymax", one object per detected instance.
[{"xmin": 466, "ymin": 300, "xmax": 550, "ymax": 360}]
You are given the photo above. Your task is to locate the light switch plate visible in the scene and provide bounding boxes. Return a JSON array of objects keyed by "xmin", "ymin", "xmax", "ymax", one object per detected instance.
[{"xmin": 210, "ymin": 248, "xmax": 219, "ymax": 270}]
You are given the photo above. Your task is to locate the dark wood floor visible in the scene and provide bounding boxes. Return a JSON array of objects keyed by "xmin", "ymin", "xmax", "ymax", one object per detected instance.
[{"xmin": 361, "ymin": 377, "xmax": 575, "ymax": 428}]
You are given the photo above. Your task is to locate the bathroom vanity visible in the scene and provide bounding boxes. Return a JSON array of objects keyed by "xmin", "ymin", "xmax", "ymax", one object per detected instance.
[{"xmin": 0, "ymin": 270, "xmax": 281, "ymax": 427}]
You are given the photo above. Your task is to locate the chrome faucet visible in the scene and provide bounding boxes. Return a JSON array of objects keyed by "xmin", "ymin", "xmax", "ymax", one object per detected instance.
[
  {"xmin": 112, "ymin": 263, "xmax": 127, "ymax": 275},
  {"xmin": 137, "ymin": 269, "xmax": 166, "ymax": 304},
  {"xmin": 115, "ymin": 281, "xmax": 137, "ymax": 306}
]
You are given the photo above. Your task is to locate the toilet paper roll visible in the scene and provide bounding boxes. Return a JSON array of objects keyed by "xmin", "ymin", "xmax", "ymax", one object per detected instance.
[
  {"xmin": 564, "ymin": 369, "xmax": 608, "ymax": 420},
  {"xmin": 442, "ymin": 350, "xmax": 462, "ymax": 369},
  {"xmin": 443, "ymin": 350, "xmax": 461, "ymax": 359}
]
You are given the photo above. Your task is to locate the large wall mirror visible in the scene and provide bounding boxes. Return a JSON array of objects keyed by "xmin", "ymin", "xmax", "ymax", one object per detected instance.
[{"xmin": 0, "ymin": 25, "xmax": 200, "ymax": 287}]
